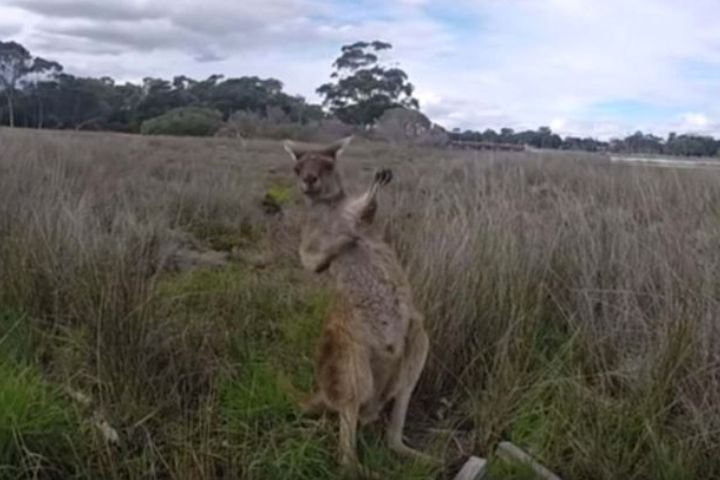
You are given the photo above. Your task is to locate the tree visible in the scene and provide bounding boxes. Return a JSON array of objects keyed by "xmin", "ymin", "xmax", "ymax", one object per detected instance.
[
  {"xmin": 209, "ymin": 76, "xmax": 284, "ymax": 118},
  {"xmin": 536, "ymin": 126, "xmax": 563, "ymax": 149},
  {"xmin": 317, "ymin": 41, "xmax": 419, "ymax": 126},
  {"xmin": 0, "ymin": 41, "xmax": 61, "ymax": 127},
  {"xmin": 136, "ymin": 77, "xmax": 187, "ymax": 122},
  {"xmin": 665, "ymin": 134, "xmax": 718, "ymax": 157},
  {"xmin": 482, "ymin": 129, "xmax": 499, "ymax": 143},
  {"xmin": 500, "ymin": 128, "xmax": 515, "ymax": 142}
]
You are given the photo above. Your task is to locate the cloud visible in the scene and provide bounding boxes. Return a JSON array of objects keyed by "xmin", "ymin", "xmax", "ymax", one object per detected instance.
[
  {"xmin": 8, "ymin": 0, "xmax": 315, "ymax": 30},
  {"xmin": 0, "ymin": 19, "xmax": 23, "ymax": 37},
  {"xmin": 194, "ymin": 51, "xmax": 228, "ymax": 63},
  {"xmin": 7, "ymin": 0, "xmax": 326, "ymax": 59},
  {"xmin": 8, "ymin": 0, "xmax": 162, "ymax": 21},
  {"xmin": 681, "ymin": 113, "xmax": 710, "ymax": 129},
  {"xmin": 46, "ymin": 20, "xmax": 194, "ymax": 51},
  {"xmin": 395, "ymin": 0, "xmax": 720, "ymax": 138},
  {"xmin": 670, "ymin": 112, "xmax": 719, "ymax": 137},
  {"xmin": 1, "ymin": 0, "xmax": 719, "ymax": 138}
]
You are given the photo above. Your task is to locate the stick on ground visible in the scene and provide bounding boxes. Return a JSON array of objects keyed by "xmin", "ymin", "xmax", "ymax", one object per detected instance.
[
  {"xmin": 496, "ymin": 442, "xmax": 561, "ymax": 480},
  {"xmin": 453, "ymin": 456, "xmax": 487, "ymax": 480}
]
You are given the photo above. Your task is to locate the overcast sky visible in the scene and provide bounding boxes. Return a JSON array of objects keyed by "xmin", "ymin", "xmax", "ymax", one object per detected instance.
[{"xmin": 2, "ymin": 0, "xmax": 719, "ymax": 139}]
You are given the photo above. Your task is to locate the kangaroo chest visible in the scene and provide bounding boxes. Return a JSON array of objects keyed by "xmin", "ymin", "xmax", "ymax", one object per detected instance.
[{"xmin": 330, "ymin": 240, "xmax": 412, "ymax": 354}]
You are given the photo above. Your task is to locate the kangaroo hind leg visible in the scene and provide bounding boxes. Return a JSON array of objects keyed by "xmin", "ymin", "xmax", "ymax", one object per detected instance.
[
  {"xmin": 300, "ymin": 391, "xmax": 329, "ymax": 417},
  {"xmin": 386, "ymin": 325, "xmax": 434, "ymax": 462}
]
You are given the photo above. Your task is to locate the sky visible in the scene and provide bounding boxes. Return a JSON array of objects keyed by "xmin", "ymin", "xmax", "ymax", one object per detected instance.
[{"xmin": 1, "ymin": 0, "xmax": 719, "ymax": 139}]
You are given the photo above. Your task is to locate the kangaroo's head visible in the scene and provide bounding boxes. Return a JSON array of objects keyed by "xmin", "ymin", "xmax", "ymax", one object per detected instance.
[{"xmin": 283, "ymin": 137, "xmax": 351, "ymax": 202}]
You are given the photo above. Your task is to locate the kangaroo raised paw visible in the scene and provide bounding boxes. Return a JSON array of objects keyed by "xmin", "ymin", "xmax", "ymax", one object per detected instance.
[{"xmin": 374, "ymin": 168, "xmax": 393, "ymax": 187}]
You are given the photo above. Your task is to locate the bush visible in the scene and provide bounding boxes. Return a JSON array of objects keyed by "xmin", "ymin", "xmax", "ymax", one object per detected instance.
[
  {"xmin": 310, "ymin": 117, "xmax": 357, "ymax": 142},
  {"xmin": 374, "ymin": 107, "xmax": 448, "ymax": 146},
  {"xmin": 141, "ymin": 107, "xmax": 223, "ymax": 137},
  {"xmin": 216, "ymin": 109, "xmax": 361, "ymax": 143}
]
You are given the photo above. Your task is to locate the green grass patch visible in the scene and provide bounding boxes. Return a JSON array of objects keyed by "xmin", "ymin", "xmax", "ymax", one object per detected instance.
[
  {"xmin": 0, "ymin": 309, "xmax": 85, "ymax": 477},
  {"xmin": 220, "ymin": 357, "xmax": 294, "ymax": 428},
  {"xmin": 501, "ymin": 331, "xmax": 696, "ymax": 480},
  {"xmin": 218, "ymin": 358, "xmax": 438, "ymax": 479},
  {"xmin": 0, "ymin": 310, "xmax": 33, "ymax": 366},
  {"xmin": 359, "ymin": 434, "xmax": 441, "ymax": 479},
  {"xmin": 0, "ymin": 362, "xmax": 82, "ymax": 476},
  {"xmin": 265, "ymin": 184, "xmax": 293, "ymax": 207},
  {"xmin": 190, "ymin": 219, "xmax": 259, "ymax": 252},
  {"xmin": 157, "ymin": 264, "xmax": 329, "ymax": 387},
  {"xmin": 157, "ymin": 263, "xmax": 437, "ymax": 478},
  {"xmin": 218, "ymin": 355, "xmax": 337, "ymax": 479},
  {"xmin": 484, "ymin": 457, "xmax": 538, "ymax": 480}
]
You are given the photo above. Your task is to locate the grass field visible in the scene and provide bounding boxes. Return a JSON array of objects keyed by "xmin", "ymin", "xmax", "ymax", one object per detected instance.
[{"xmin": 1, "ymin": 128, "xmax": 720, "ymax": 479}]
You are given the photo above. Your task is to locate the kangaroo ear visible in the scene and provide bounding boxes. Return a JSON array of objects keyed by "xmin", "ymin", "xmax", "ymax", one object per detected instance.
[
  {"xmin": 323, "ymin": 136, "xmax": 353, "ymax": 160},
  {"xmin": 283, "ymin": 140, "xmax": 303, "ymax": 162},
  {"xmin": 284, "ymin": 136, "xmax": 352, "ymax": 162}
]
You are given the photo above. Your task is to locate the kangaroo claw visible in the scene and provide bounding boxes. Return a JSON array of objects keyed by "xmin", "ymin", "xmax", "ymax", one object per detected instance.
[{"xmin": 374, "ymin": 168, "xmax": 393, "ymax": 186}]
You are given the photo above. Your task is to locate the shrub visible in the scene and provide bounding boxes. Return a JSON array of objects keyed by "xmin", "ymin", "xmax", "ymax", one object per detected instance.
[
  {"xmin": 308, "ymin": 117, "xmax": 357, "ymax": 142},
  {"xmin": 216, "ymin": 110, "xmax": 264, "ymax": 140},
  {"xmin": 141, "ymin": 107, "xmax": 223, "ymax": 137},
  {"xmin": 374, "ymin": 107, "xmax": 448, "ymax": 146},
  {"xmin": 216, "ymin": 111, "xmax": 359, "ymax": 143}
]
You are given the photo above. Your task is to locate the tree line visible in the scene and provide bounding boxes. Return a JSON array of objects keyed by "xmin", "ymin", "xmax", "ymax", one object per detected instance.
[
  {"xmin": 1, "ymin": 39, "xmax": 718, "ymax": 157},
  {"xmin": 0, "ymin": 40, "xmax": 417, "ymax": 134},
  {"xmin": 0, "ymin": 40, "xmax": 325, "ymax": 132},
  {"xmin": 450, "ymin": 128, "xmax": 720, "ymax": 157}
]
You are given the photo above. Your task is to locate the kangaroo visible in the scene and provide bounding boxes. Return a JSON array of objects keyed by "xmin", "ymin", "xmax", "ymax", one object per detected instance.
[{"xmin": 283, "ymin": 137, "xmax": 431, "ymax": 472}]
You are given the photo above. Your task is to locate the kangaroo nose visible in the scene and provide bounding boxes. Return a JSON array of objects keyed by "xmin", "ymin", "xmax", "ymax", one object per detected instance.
[{"xmin": 305, "ymin": 175, "xmax": 317, "ymax": 185}]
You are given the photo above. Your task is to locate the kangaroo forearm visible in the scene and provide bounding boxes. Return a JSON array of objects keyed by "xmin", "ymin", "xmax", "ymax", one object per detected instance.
[
  {"xmin": 300, "ymin": 250, "xmax": 332, "ymax": 272},
  {"xmin": 300, "ymin": 232, "xmax": 357, "ymax": 272},
  {"xmin": 344, "ymin": 190, "xmax": 378, "ymax": 227},
  {"xmin": 327, "ymin": 231, "xmax": 357, "ymax": 255}
]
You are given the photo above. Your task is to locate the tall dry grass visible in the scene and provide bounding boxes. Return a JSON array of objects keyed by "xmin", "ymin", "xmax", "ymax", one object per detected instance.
[
  {"xmin": 0, "ymin": 129, "xmax": 275, "ymax": 478},
  {"xmin": 1, "ymin": 128, "xmax": 719, "ymax": 479},
  {"xmin": 386, "ymin": 152, "xmax": 720, "ymax": 478}
]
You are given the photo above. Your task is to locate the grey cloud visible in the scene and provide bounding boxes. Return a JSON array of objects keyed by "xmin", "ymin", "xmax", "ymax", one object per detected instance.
[
  {"xmin": 194, "ymin": 51, "xmax": 227, "ymax": 63},
  {"xmin": 46, "ymin": 20, "xmax": 197, "ymax": 51},
  {"xmin": 14, "ymin": 0, "xmax": 326, "ymax": 60},
  {"xmin": 42, "ymin": 20, "xmax": 315, "ymax": 61},
  {"xmin": 169, "ymin": 1, "xmax": 314, "ymax": 35},
  {"xmin": 0, "ymin": 21, "xmax": 23, "ymax": 37},
  {"xmin": 32, "ymin": 32, "xmax": 124, "ymax": 55},
  {"xmin": 0, "ymin": 25, "xmax": 22, "ymax": 39},
  {"xmin": 8, "ymin": 0, "xmax": 163, "ymax": 21},
  {"xmin": 11, "ymin": 0, "xmax": 319, "ymax": 35}
]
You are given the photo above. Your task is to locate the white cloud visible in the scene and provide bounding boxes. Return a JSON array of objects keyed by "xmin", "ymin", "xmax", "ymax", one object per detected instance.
[
  {"xmin": 401, "ymin": 0, "xmax": 720, "ymax": 138},
  {"xmin": 667, "ymin": 112, "xmax": 719, "ymax": 137},
  {"xmin": 681, "ymin": 113, "xmax": 710, "ymax": 129},
  {"xmin": 550, "ymin": 118, "xmax": 567, "ymax": 132}
]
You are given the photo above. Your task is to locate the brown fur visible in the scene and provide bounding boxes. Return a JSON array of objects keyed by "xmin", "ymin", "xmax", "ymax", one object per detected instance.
[{"xmin": 284, "ymin": 137, "xmax": 431, "ymax": 472}]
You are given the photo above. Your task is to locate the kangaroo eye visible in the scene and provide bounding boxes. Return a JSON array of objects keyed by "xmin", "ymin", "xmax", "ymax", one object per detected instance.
[{"xmin": 294, "ymin": 164, "xmax": 301, "ymax": 175}]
